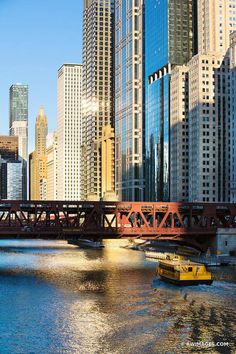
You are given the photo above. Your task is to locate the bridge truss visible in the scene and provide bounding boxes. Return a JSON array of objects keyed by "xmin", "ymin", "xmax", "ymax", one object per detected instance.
[{"xmin": 0, "ymin": 200, "xmax": 236, "ymax": 250}]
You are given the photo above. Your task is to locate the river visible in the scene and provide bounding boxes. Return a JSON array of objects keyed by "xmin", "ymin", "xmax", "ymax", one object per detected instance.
[{"xmin": 0, "ymin": 239, "xmax": 235, "ymax": 354}]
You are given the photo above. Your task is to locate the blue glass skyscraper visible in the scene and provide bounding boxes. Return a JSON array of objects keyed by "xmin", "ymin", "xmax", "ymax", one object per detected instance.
[{"xmin": 145, "ymin": 0, "xmax": 196, "ymax": 201}]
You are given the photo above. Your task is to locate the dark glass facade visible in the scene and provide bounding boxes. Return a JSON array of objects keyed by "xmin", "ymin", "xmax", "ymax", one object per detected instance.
[
  {"xmin": 9, "ymin": 84, "xmax": 28, "ymax": 128},
  {"xmin": 145, "ymin": 0, "xmax": 195, "ymax": 201},
  {"xmin": 145, "ymin": 75, "xmax": 169, "ymax": 201},
  {"xmin": 9, "ymin": 84, "xmax": 28, "ymax": 200}
]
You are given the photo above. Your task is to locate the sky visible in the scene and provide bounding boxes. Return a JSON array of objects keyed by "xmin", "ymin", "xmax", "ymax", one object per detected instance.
[{"xmin": 0, "ymin": 0, "xmax": 83, "ymax": 152}]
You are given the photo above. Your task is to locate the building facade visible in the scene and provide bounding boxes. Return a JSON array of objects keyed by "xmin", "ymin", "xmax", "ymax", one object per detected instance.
[
  {"xmin": 81, "ymin": 0, "xmax": 114, "ymax": 201},
  {"xmin": 170, "ymin": 65, "xmax": 189, "ymax": 201},
  {"xmin": 188, "ymin": 53, "xmax": 230, "ymax": 202},
  {"xmin": 57, "ymin": 64, "xmax": 82, "ymax": 200},
  {"xmin": 171, "ymin": 56, "xmax": 231, "ymax": 203},
  {"xmin": 230, "ymin": 31, "xmax": 236, "ymax": 202},
  {"xmin": 115, "ymin": 0, "xmax": 144, "ymax": 201},
  {"xmin": 100, "ymin": 125, "xmax": 115, "ymax": 199},
  {"xmin": 29, "ymin": 106, "xmax": 48, "ymax": 200},
  {"xmin": 0, "ymin": 136, "xmax": 22, "ymax": 200},
  {"xmin": 145, "ymin": 0, "xmax": 195, "ymax": 202},
  {"xmin": 29, "ymin": 152, "xmax": 36, "ymax": 201},
  {"xmin": 9, "ymin": 84, "xmax": 28, "ymax": 199},
  {"xmin": 170, "ymin": 0, "xmax": 235, "ymax": 202},
  {"xmin": 0, "ymin": 136, "xmax": 18, "ymax": 161},
  {"xmin": 1, "ymin": 162, "xmax": 22, "ymax": 200},
  {"xmin": 197, "ymin": 0, "xmax": 236, "ymax": 55},
  {"xmin": 46, "ymin": 132, "xmax": 58, "ymax": 200}
]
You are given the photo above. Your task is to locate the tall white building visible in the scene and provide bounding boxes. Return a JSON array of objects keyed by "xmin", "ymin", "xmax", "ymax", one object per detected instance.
[
  {"xmin": 197, "ymin": 0, "xmax": 236, "ymax": 54},
  {"xmin": 188, "ymin": 53, "xmax": 230, "ymax": 202},
  {"xmin": 170, "ymin": 0, "xmax": 234, "ymax": 202},
  {"xmin": 57, "ymin": 64, "xmax": 82, "ymax": 201},
  {"xmin": 81, "ymin": 0, "xmax": 115, "ymax": 201}
]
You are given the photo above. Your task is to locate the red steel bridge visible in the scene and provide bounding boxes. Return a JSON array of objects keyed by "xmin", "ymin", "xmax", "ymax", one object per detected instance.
[{"xmin": 0, "ymin": 200, "xmax": 236, "ymax": 250}]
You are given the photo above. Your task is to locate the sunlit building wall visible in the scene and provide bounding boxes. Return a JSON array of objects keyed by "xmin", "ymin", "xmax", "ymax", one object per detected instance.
[
  {"xmin": 46, "ymin": 132, "xmax": 58, "ymax": 200},
  {"xmin": 197, "ymin": 0, "xmax": 236, "ymax": 55},
  {"xmin": 81, "ymin": 0, "xmax": 114, "ymax": 201},
  {"xmin": 99, "ymin": 125, "xmax": 115, "ymax": 199},
  {"xmin": 57, "ymin": 64, "xmax": 82, "ymax": 201},
  {"xmin": 115, "ymin": 0, "xmax": 144, "ymax": 201},
  {"xmin": 29, "ymin": 106, "xmax": 48, "ymax": 200}
]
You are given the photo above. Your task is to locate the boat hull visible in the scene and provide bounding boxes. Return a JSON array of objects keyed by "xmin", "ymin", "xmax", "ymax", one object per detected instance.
[{"xmin": 159, "ymin": 275, "xmax": 213, "ymax": 286}]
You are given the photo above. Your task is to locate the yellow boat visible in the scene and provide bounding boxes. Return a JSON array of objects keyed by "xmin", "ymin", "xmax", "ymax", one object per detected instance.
[{"xmin": 157, "ymin": 255, "xmax": 213, "ymax": 286}]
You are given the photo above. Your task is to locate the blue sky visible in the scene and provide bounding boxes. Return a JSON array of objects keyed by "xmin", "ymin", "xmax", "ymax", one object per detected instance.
[{"xmin": 0, "ymin": 0, "xmax": 83, "ymax": 152}]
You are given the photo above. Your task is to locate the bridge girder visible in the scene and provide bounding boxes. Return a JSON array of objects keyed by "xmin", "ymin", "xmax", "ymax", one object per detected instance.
[{"xmin": 0, "ymin": 200, "xmax": 235, "ymax": 251}]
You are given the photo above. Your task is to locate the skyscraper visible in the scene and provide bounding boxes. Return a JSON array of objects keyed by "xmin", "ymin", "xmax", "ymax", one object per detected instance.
[
  {"xmin": 170, "ymin": 0, "xmax": 236, "ymax": 202},
  {"xmin": 115, "ymin": 0, "xmax": 144, "ymax": 201},
  {"xmin": 229, "ymin": 31, "xmax": 236, "ymax": 202},
  {"xmin": 9, "ymin": 84, "xmax": 28, "ymax": 199},
  {"xmin": 81, "ymin": 0, "xmax": 115, "ymax": 201},
  {"xmin": 29, "ymin": 106, "xmax": 48, "ymax": 200},
  {"xmin": 188, "ymin": 53, "xmax": 230, "ymax": 202},
  {"xmin": 1, "ymin": 162, "xmax": 22, "ymax": 200},
  {"xmin": 145, "ymin": 0, "xmax": 195, "ymax": 201},
  {"xmin": 57, "ymin": 64, "xmax": 82, "ymax": 201},
  {"xmin": 0, "ymin": 136, "xmax": 22, "ymax": 200}
]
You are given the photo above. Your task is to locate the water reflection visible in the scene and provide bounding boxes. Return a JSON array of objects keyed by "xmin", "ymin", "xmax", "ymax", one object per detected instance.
[{"xmin": 0, "ymin": 240, "xmax": 235, "ymax": 353}]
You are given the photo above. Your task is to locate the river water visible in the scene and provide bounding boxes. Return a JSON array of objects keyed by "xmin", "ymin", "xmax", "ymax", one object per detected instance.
[{"xmin": 0, "ymin": 239, "xmax": 235, "ymax": 354}]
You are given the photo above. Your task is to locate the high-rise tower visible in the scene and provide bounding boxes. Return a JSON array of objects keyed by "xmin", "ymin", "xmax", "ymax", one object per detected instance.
[
  {"xmin": 230, "ymin": 31, "xmax": 236, "ymax": 202},
  {"xmin": 0, "ymin": 136, "xmax": 22, "ymax": 200},
  {"xmin": 145, "ymin": 0, "xmax": 196, "ymax": 202},
  {"xmin": 170, "ymin": 0, "xmax": 236, "ymax": 203},
  {"xmin": 115, "ymin": 0, "xmax": 144, "ymax": 201},
  {"xmin": 9, "ymin": 84, "xmax": 28, "ymax": 199},
  {"xmin": 29, "ymin": 106, "xmax": 48, "ymax": 200},
  {"xmin": 81, "ymin": 0, "xmax": 115, "ymax": 201},
  {"xmin": 57, "ymin": 64, "xmax": 82, "ymax": 201}
]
